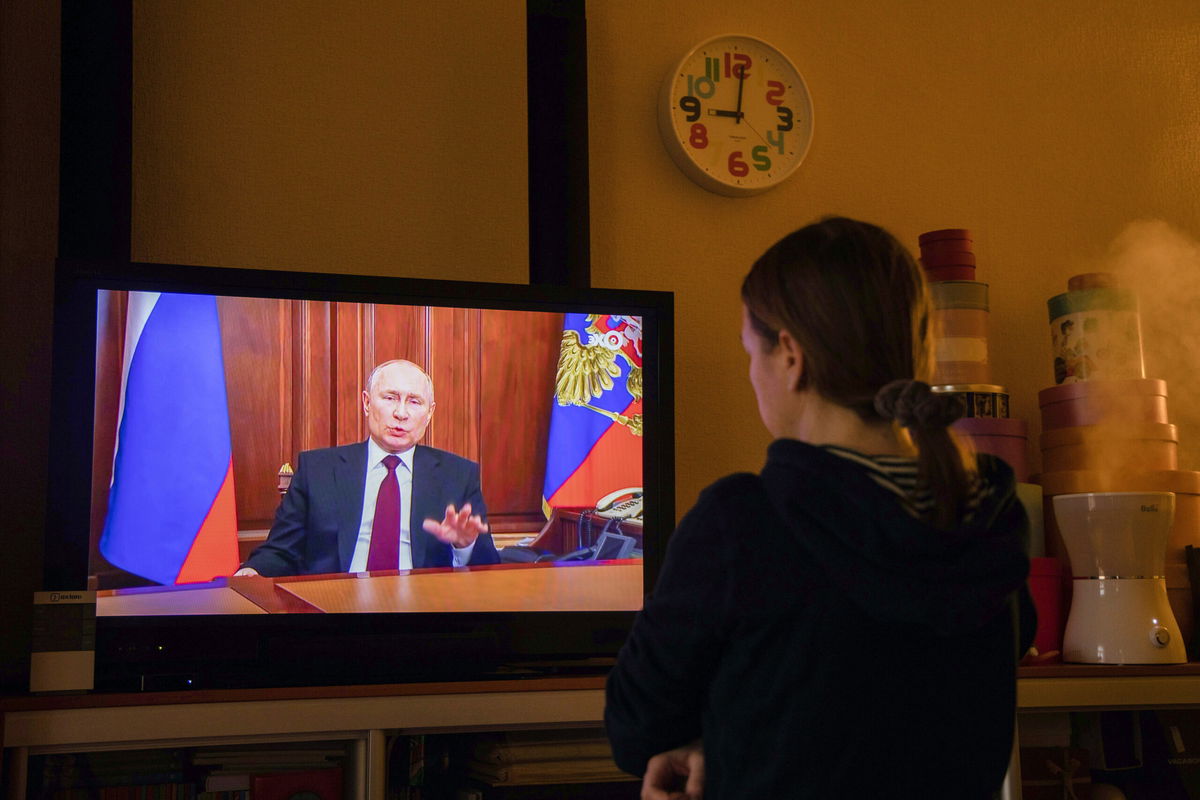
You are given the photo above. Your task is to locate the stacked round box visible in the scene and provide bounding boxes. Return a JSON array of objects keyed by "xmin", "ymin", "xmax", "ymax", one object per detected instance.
[
  {"xmin": 918, "ymin": 229, "xmax": 1030, "ymax": 484},
  {"xmin": 1037, "ymin": 273, "xmax": 1198, "ymax": 647},
  {"xmin": 920, "ymin": 229, "xmax": 1049, "ymax": 658}
]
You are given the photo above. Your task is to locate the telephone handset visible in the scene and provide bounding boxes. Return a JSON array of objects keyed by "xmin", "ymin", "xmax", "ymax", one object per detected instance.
[{"xmin": 594, "ymin": 487, "xmax": 644, "ymax": 520}]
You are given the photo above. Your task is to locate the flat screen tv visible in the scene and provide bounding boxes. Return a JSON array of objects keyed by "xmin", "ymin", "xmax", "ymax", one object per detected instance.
[{"xmin": 45, "ymin": 258, "xmax": 673, "ymax": 691}]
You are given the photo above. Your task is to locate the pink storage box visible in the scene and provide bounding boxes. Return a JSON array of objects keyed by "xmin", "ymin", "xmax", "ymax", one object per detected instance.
[
  {"xmin": 1039, "ymin": 422, "xmax": 1178, "ymax": 473},
  {"xmin": 1038, "ymin": 378, "xmax": 1168, "ymax": 430},
  {"xmin": 953, "ymin": 417, "xmax": 1029, "ymax": 482}
]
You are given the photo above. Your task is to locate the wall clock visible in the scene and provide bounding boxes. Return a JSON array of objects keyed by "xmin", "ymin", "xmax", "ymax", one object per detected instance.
[{"xmin": 658, "ymin": 34, "xmax": 814, "ymax": 196}]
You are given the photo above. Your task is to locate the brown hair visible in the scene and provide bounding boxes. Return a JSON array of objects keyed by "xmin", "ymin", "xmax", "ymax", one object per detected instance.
[{"xmin": 740, "ymin": 216, "xmax": 974, "ymax": 530}]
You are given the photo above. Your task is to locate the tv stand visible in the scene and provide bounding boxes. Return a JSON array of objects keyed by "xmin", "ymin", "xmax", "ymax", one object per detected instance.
[
  {"xmin": 6, "ymin": 667, "xmax": 1200, "ymax": 800},
  {"xmin": 1, "ymin": 676, "xmax": 611, "ymax": 800}
]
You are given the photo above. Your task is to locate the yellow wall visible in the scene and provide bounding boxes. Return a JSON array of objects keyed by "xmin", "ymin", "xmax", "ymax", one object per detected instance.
[
  {"xmin": 133, "ymin": 2, "xmax": 528, "ymax": 282},
  {"xmin": 587, "ymin": 0, "xmax": 1200, "ymax": 505},
  {"xmin": 132, "ymin": 1, "xmax": 1200, "ymax": 516}
]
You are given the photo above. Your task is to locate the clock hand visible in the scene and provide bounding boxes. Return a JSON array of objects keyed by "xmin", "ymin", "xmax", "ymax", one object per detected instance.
[
  {"xmin": 734, "ymin": 69, "xmax": 745, "ymax": 124},
  {"xmin": 708, "ymin": 109, "xmax": 744, "ymax": 119},
  {"xmin": 739, "ymin": 114, "xmax": 771, "ymax": 147}
]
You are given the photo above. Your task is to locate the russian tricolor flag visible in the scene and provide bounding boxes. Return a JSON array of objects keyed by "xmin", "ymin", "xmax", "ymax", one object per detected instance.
[
  {"xmin": 100, "ymin": 291, "xmax": 239, "ymax": 585},
  {"xmin": 542, "ymin": 313, "xmax": 643, "ymax": 512}
]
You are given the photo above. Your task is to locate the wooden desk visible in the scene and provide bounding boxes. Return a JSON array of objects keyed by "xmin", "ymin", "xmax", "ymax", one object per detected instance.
[{"xmin": 96, "ymin": 561, "xmax": 643, "ymax": 615}]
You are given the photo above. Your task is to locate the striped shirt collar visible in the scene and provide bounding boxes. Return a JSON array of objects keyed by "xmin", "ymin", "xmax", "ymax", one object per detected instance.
[{"xmin": 819, "ymin": 444, "xmax": 984, "ymax": 521}]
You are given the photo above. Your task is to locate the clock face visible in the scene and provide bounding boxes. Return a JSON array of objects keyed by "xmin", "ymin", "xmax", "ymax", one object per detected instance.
[{"xmin": 658, "ymin": 35, "xmax": 814, "ymax": 196}]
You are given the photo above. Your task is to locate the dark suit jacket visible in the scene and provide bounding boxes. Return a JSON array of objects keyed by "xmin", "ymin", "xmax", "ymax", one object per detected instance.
[{"xmin": 242, "ymin": 442, "xmax": 500, "ymax": 576}]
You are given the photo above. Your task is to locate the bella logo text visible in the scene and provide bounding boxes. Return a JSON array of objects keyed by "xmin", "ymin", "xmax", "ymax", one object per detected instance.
[{"xmin": 1141, "ymin": 504, "xmax": 1159, "ymax": 512}]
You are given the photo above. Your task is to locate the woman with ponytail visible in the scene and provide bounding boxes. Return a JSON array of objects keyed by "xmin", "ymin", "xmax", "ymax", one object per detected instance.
[{"xmin": 606, "ymin": 217, "xmax": 1035, "ymax": 799}]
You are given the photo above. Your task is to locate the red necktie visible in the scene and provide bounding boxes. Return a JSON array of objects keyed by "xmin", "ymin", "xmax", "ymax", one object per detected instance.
[{"xmin": 366, "ymin": 454, "xmax": 401, "ymax": 571}]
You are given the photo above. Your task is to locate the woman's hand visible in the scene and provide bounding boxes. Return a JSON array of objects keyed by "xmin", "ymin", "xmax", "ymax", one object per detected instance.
[{"xmin": 642, "ymin": 740, "xmax": 704, "ymax": 800}]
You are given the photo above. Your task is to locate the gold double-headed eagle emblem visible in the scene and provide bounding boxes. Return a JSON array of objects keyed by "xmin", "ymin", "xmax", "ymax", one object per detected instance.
[{"xmin": 554, "ymin": 316, "xmax": 643, "ymax": 436}]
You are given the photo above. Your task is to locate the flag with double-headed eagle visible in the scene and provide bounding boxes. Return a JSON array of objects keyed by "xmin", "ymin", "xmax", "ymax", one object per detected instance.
[{"xmin": 542, "ymin": 313, "xmax": 643, "ymax": 515}]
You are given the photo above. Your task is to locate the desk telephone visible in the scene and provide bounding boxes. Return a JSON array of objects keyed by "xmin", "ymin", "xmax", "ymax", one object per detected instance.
[
  {"xmin": 554, "ymin": 487, "xmax": 643, "ymax": 562},
  {"xmin": 500, "ymin": 487, "xmax": 643, "ymax": 564},
  {"xmin": 594, "ymin": 487, "xmax": 643, "ymax": 520}
]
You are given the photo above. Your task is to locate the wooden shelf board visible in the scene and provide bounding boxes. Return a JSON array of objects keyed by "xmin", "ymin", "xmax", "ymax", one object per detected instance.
[
  {"xmin": 7, "ymin": 665, "xmax": 1200, "ymax": 751},
  {"xmin": 1018, "ymin": 662, "xmax": 1200, "ymax": 711}
]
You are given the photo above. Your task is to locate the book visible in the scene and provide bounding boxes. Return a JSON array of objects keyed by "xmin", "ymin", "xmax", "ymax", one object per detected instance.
[
  {"xmin": 455, "ymin": 780, "xmax": 641, "ymax": 800},
  {"xmin": 192, "ymin": 744, "xmax": 345, "ymax": 779},
  {"xmin": 465, "ymin": 756, "xmax": 633, "ymax": 786},
  {"xmin": 471, "ymin": 737, "xmax": 614, "ymax": 765},
  {"xmin": 386, "ymin": 733, "xmax": 426, "ymax": 788},
  {"xmin": 192, "ymin": 747, "xmax": 344, "ymax": 767},
  {"xmin": 202, "ymin": 773, "xmax": 250, "ymax": 792},
  {"xmin": 251, "ymin": 767, "xmax": 343, "ymax": 800},
  {"xmin": 455, "ymin": 731, "xmax": 633, "ymax": 787},
  {"xmin": 50, "ymin": 783, "xmax": 199, "ymax": 800},
  {"xmin": 39, "ymin": 751, "xmax": 190, "ymax": 789}
]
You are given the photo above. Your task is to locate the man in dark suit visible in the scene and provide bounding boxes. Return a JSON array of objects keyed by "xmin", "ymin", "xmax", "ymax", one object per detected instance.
[{"xmin": 237, "ymin": 360, "xmax": 499, "ymax": 576}]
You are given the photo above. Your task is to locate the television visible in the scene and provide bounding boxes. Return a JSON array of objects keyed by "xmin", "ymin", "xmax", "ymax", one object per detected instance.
[{"xmin": 45, "ymin": 258, "xmax": 673, "ymax": 692}]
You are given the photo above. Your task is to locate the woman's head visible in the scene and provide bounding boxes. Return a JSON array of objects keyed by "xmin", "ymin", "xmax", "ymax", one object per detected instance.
[
  {"xmin": 740, "ymin": 216, "xmax": 932, "ymax": 417},
  {"xmin": 741, "ymin": 216, "xmax": 973, "ymax": 529}
]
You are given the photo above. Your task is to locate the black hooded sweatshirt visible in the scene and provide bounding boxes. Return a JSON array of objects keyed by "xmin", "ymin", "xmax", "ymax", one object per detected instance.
[{"xmin": 606, "ymin": 438, "xmax": 1035, "ymax": 799}]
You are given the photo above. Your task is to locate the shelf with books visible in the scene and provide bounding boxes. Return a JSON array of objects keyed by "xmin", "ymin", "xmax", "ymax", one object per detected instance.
[
  {"xmin": 6, "ymin": 672, "xmax": 1200, "ymax": 800},
  {"xmin": 23, "ymin": 741, "xmax": 352, "ymax": 800},
  {"xmin": 383, "ymin": 729, "xmax": 638, "ymax": 800}
]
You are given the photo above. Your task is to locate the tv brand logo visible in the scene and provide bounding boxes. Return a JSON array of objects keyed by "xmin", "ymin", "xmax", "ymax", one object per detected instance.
[
  {"xmin": 50, "ymin": 592, "xmax": 83, "ymax": 602},
  {"xmin": 1141, "ymin": 504, "xmax": 1159, "ymax": 512}
]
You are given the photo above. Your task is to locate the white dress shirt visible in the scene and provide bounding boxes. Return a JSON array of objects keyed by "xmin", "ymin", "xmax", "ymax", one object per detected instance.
[{"xmin": 349, "ymin": 438, "xmax": 475, "ymax": 571}]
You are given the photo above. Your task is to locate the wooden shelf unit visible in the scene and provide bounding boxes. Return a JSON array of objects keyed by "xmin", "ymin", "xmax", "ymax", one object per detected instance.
[{"xmin": 5, "ymin": 667, "xmax": 1200, "ymax": 800}]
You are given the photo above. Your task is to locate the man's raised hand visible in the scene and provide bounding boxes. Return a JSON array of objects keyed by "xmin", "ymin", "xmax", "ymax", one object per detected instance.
[{"xmin": 422, "ymin": 503, "xmax": 488, "ymax": 548}]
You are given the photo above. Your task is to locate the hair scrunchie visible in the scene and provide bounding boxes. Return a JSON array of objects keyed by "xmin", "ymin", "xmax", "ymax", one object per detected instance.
[{"xmin": 873, "ymin": 379, "xmax": 963, "ymax": 430}]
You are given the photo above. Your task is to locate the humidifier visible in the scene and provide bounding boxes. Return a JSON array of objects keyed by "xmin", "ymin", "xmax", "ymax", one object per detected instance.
[{"xmin": 1054, "ymin": 491, "xmax": 1187, "ymax": 664}]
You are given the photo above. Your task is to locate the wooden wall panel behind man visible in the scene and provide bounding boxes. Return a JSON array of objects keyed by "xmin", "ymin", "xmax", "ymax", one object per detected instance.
[
  {"xmin": 428, "ymin": 306, "xmax": 482, "ymax": 463},
  {"xmin": 220, "ymin": 295, "xmax": 291, "ymax": 530},
  {"xmin": 480, "ymin": 310, "xmax": 562, "ymax": 532}
]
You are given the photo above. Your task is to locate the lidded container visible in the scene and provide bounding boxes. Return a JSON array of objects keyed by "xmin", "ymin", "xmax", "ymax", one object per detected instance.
[
  {"xmin": 918, "ymin": 228, "xmax": 976, "ymax": 283},
  {"xmin": 1038, "ymin": 378, "xmax": 1168, "ymax": 430},
  {"xmin": 1039, "ymin": 422, "xmax": 1178, "ymax": 473},
  {"xmin": 1047, "ymin": 273, "xmax": 1145, "ymax": 384},
  {"xmin": 932, "ymin": 384, "xmax": 1009, "ymax": 419},
  {"xmin": 953, "ymin": 417, "xmax": 1029, "ymax": 482},
  {"xmin": 930, "ymin": 281, "xmax": 990, "ymax": 385}
]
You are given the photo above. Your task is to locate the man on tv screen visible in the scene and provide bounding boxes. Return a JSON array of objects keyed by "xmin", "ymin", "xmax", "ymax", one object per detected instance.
[{"xmin": 236, "ymin": 359, "xmax": 500, "ymax": 577}]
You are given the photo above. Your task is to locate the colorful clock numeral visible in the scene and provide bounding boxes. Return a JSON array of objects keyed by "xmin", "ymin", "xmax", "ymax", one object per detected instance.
[
  {"xmin": 767, "ymin": 129, "xmax": 785, "ymax": 155},
  {"xmin": 705, "ymin": 57, "xmax": 721, "ymax": 82},
  {"xmin": 776, "ymin": 106, "xmax": 793, "ymax": 132},
  {"xmin": 728, "ymin": 151, "xmax": 749, "ymax": 177},
  {"xmin": 689, "ymin": 123, "xmax": 709, "ymax": 149},
  {"xmin": 679, "ymin": 96, "xmax": 701, "ymax": 122},
  {"xmin": 724, "ymin": 52, "xmax": 751, "ymax": 79},
  {"xmin": 687, "ymin": 74, "xmax": 716, "ymax": 99},
  {"xmin": 766, "ymin": 80, "xmax": 786, "ymax": 106},
  {"xmin": 751, "ymin": 146, "xmax": 771, "ymax": 172}
]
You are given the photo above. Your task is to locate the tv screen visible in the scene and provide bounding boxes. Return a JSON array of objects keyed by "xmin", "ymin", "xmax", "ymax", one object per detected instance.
[{"xmin": 46, "ymin": 259, "xmax": 673, "ymax": 691}]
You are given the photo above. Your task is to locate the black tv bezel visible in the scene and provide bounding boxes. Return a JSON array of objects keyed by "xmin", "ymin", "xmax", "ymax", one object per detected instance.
[{"xmin": 47, "ymin": 257, "xmax": 674, "ymax": 692}]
